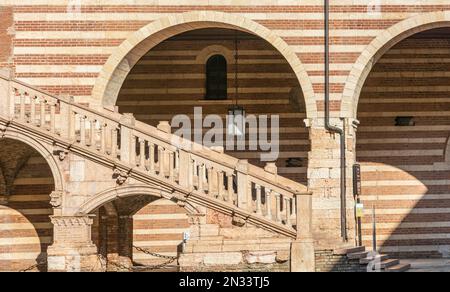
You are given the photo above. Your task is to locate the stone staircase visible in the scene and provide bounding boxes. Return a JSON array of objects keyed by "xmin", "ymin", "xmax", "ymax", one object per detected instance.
[
  {"xmin": 335, "ymin": 246, "xmax": 411, "ymax": 272},
  {"xmin": 0, "ymin": 74, "xmax": 312, "ymax": 241}
]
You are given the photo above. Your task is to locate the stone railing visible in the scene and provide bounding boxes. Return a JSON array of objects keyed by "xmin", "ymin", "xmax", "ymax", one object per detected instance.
[{"xmin": 0, "ymin": 74, "xmax": 311, "ymax": 237}]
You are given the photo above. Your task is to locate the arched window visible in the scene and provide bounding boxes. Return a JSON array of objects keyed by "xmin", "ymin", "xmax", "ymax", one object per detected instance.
[{"xmin": 205, "ymin": 55, "xmax": 227, "ymax": 100}]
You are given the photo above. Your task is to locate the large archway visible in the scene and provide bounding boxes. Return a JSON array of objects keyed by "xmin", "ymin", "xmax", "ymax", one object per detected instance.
[
  {"xmin": 79, "ymin": 186, "xmax": 194, "ymax": 272},
  {"xmin": 356, "ymin": 27, "xmax": 450, "ymax": 258},
  {"xmin": 0, "ymin": 138, "xmax": 56, "ymax": 272},
  {"xmin": 91, "ymin": 11, "xmax": 316, "ymax": 119},
  {"xmin": 113, "ymin": 27, "xmax": 310, "ymax": 185},
  {"xmin": 342, "ymin": 11, "xmax": 450, "ymax": 119}
]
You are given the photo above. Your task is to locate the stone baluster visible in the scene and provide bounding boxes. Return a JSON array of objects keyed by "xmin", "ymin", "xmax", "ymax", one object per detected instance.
[
  {"xmin": 79, "ymin": 115, "xmax": 86, "ymax": 146},
  {"xmin": 255, "ymin": 184, "xmax": 262, "ymax": 215},
  {"xmin": 130, "ymin": 136, "xmax": 137, "ymax": 166},
  {"xmin": 50, "ymin": 102, "xmax": 56, "ymax": 133},
  {"xmin": 148, "ymin": 143, "xmax": 155, "ymax": 173},
  {"xmin": 19, "ymin": 91, "xmax": 25, "ymax": 121},
  {"xmin": 217, "ymin": 171, "xmax": 224, "ymax": 201},
  {"xmin": 285, "ymin": 196, "xmax": 292, "ymax": 228},
  {"xmin": 227, "ymin": 172, "xmax": 234, "ymax": 203},
  {"xmin": 274, "ymin": 192, "xmax": 282, "ymax": 223},
  {"xmin": 100, "ymin": 122, "xmax": 107, "ymax": 154},
  {"xmin": 169, "ymin": 151, "xmax": 175, "ymax": 181},
  {"xmin": 39, "ymin": 98, "xmax": 46, "ymax": 128},
  {"xmin": 157, "ymin": 146, "xmax": 164, "ymax": 175},
  {"xmin": 265, "ymin": 189, "xmax": 273, "ymax": 220},
  {"xmin": 139, "ymin": 138, "xmax": 146, "ymax": 168},
  {"xmin": 207, "ymin": 166, "xmax": 214, "ymax": 196},
  {"xmin": 88, "ymin": 119, "xmax": 96, "ymax": 147},
  {"xmin": 29, "ymin": 96, "xmax": 36, "ymax": 125},
  {"xmin": 199, "ymin": 163, "xmax": 205, "ymax": 193},
  {"xmin": 111, "ymin": 126, "xmax": 118, "ymax": 159}
]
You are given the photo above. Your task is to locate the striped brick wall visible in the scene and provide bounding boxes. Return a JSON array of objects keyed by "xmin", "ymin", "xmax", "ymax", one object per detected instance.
[
  {"xmin": 133, "ymin": 199, "xmax": 189, "ymax": 265},
  {"xmin": 2, "ymin": 1, "xmax": 450, "ymax": 261},
  {"xmin": 10, "ymin": 2, "xmax": 450, "ymax": 112},
  {"xmin": 358, "ymin": 28, "xmax": 450, "ymax": 258},
  {"xmin": 116, "ymin": 29, "xmax": 309, "ymax": 183},
  {"xmin": 0, "ymin": 141, "xmax": 54, "ymax": 272}
]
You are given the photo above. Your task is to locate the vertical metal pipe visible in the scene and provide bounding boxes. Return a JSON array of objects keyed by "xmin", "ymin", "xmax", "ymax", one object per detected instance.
[
  {"xmin": 324, "ymin": 0, "xmax": 348, "ymax": 241},
  {"xmin": 372, "ymin": 205, "xmax": 377, "ymax": 252}
]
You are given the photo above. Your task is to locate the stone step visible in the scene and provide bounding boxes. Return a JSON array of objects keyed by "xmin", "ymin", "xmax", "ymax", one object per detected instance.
[
  {"xmin": 334, "ymin": 246, "xmax": 366, "ymax": 255},
  {"xmin": 360, "ymin": 254, "xmax": 389, "ymax": 265},
  {"xmin": 347, "ymin": 251, "xmax": 369, "ymax": 260},
  {"xmin": 386, "ymin": 263, "xmax": 411, "ymax": 273},
  {"xmin": 380, "ymin": 259, "xmax": 400, "ymax": 269}
]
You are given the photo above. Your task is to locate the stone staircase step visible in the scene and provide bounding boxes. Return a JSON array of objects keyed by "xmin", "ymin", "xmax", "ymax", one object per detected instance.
[
  {"xmin": 360, "ymin": 254, "xmax": 389, "ymax": 265},
  {"xmin": 380, "ymin": 259, "xmax": 400, "ymax": 269},
  {"xmin": 386, "ymin": 263, "xmax": 411, "ymax": 273},
  {"xmin": 334, "ymin": 246, "xmax": 365, "ymax": 255},
  {"xmin": 347, "ymin": 251, "xmax": 369, "ymax": 260}
]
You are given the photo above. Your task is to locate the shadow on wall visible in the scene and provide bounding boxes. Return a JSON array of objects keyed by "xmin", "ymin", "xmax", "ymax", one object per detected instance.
[{"xmin": 0, "ymin": 138, "xmax": 55, "ymax": 272}]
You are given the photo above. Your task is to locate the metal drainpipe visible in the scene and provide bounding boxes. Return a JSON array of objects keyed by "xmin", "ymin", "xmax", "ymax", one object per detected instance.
[{"xmin": 324, "ymin": 0, "xmax": 348, "ymax": 242}]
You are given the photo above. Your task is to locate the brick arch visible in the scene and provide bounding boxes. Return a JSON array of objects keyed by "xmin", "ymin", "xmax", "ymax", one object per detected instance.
[
  {"xmin": 91, "ymin": 11, "xmax": 317, "ymax": 118},
  {"xmin": 0, "ymin": 134, "xmax": 64, "ymax": 193},
  {"xmin": 341, "ymin": 11, "xmax": 450, "ymax": 118}
]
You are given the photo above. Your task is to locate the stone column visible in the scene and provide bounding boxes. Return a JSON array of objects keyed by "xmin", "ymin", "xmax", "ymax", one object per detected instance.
[
  {"xmin": 305, "ymin": 118, "xmax": 358, "ymax": 250},
  {"xmin": 47, "ymin": 216, "xmax": 103, "ymax": 272},
  {"xmin": 118, "ymin": 215, "xmax": 133, "ymax": 259}
]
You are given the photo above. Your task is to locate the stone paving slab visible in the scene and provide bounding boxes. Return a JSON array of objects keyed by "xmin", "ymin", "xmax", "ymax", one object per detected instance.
[{"xmin": 403, "ymin": 259, "xmax": 450, "ymax": 272}]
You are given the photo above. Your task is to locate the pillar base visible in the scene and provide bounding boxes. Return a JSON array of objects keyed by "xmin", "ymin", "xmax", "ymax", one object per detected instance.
[
  {"xmin": 290, "ymin": 239, "xmax": 315, "ymax": 272},
  {"xmin": 47, "ymin": 244, "xmax": 104, "ymax": 272}
]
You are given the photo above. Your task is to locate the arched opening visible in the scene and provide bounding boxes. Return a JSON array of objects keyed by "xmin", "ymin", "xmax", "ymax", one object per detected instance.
[
  {"xmin": 116, "ymin": 27, "xmax": 309, "ymax": 184},
  {"xmin": 356, "ymin": 27, "xmax": 450, "ymax": 258},
  {"xmin": 88, "ymin": 193, "xmax": 190, "ymax": 271},
  {"xmin": 0, "ymin": 138, "xmax": 55, "ymax": 272},
  {"xmin": 205, "ymin": 54, "xmax": 228, "ymax": 100}
]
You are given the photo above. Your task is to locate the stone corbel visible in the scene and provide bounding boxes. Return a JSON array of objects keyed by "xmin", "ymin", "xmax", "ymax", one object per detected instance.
[
  {"xmin": 53, "ymin": 145, "xmax": 69, "ymax": 161},
  {"xmin": 171, "ymin": 192, "xmax": 187, "ymax": 207},
  {"xmin": 50, "ymin": 191, "xmax": 63, "ymax": 209},
  {"xmin": 232, "ymin": 214, "xmax": 247, "ymax": 227},
  {"xmin": 113, "ymin": 168, "xmax": 129, "ymax": 185}
]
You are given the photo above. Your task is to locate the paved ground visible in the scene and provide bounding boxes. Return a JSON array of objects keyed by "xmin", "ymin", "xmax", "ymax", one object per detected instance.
[{"xmin": 403, "ymin": 259, "xmax": 450, "ymax": 272}]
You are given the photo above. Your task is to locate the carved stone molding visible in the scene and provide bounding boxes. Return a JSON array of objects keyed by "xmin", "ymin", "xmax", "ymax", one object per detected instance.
[
  {"xmin": 53, "ymin": 146, "xmax": 69, "ymax": 161},
  {"xmin": 50, "ymin": 216, "xmax": 95, "ymax": 246},
  {"xmin": 232, "ymin": 215, "xmax": 247, "ymax": 227},
  {"xmin": 51, "ymin": 216, "xmax": 93, "ymax": 227},
  {"xmin": 113, "ymin": 168, "xmax": 128, "ymax": 185},
  {"xmin": 49, "ymin": 191, "xmax": 63, "ymax": 209}
]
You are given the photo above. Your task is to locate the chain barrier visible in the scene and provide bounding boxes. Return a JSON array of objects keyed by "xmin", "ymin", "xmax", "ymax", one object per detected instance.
[
  {"xmin": 102, "ymin": 246, "xmax": 178, "ymax": 272},
  {"xmin": 18, "ymin": 246, "xmax": 178, "ymax": 272},
  {"xmin": 19, "ymin": 260, "xmax": 47, "ymax": 273}
]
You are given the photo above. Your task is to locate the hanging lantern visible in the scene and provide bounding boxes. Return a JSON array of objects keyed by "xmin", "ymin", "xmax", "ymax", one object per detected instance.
[{"xmin": 228, "ymin": 105, "xmax": 246, "ymax": 137}]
